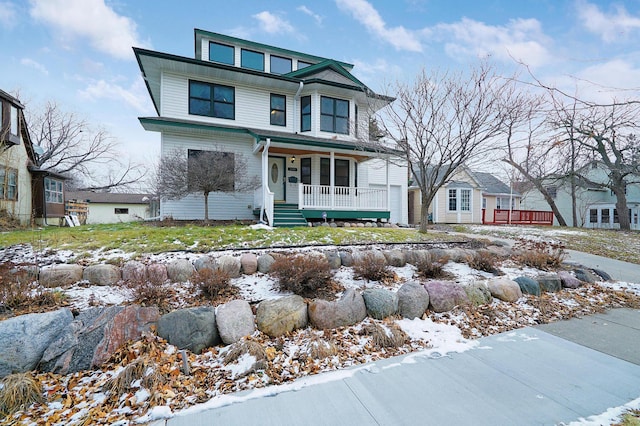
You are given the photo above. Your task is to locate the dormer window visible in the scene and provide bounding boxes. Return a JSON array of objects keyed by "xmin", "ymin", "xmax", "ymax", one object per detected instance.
[
  {"xmin": 241, "ymin": 49, "xmax": 264, "ymax": 71},
  {"xmin": 270, "ymin": 55, "xmax": 292, "ymax": 75},
  {"xmin": 209, "ymin": 41, "xmax": 234, "ymax": 65},
  {"xmin": 297, "ymin": 60, "xmax": 312, "ymax": 70}
]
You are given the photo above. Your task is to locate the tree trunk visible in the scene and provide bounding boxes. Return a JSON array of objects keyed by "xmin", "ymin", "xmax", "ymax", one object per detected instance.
[
  {"xmin": 203, "ymin": 191, "xmax": 210, "ymax": 224},
  {"xmin": 419, "ymin": 191, "xmax": 435, "ymax": 233},
  {"xmin": 612, "ymin": 186, "xmax": 630, "ymax": 231}
]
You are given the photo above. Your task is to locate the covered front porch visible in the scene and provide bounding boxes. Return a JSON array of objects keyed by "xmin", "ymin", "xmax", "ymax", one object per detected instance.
[{"xmin": 253, "ymin": 137, "xmax": 394, "ymax": 227}]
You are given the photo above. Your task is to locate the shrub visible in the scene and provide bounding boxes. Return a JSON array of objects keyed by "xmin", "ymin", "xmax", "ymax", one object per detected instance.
[
  {"xmin": 353, "ymin": 252, "xmax": 395, "ymax": 283},
  {"xmin": 467, "ymin": 250, "xmax": 500, "ymax": 274},
  {"xmin": 415, "ymin": 253, "xmax": 450, "ymax": 279},
  {"xmin": 0, "ymin": 373, "xmax": 43, "ymax": 417},
  {"xmin": 125, "ymin": 278, "xmax": 173, "ymax": 310},
  {"xmin": 0, "ymin": 264, "xmax": 64, "ymax": 312},
  {"xmin": 270, "ymin": 255, "xmax": 333, "ymax": 297},
  {"xmin": 191, "ymin": 268, "xmax": 231, "ymax": 299},
  {"xmin": 512, "ymin": 239, "xmax": 566, "ymax": 270}
]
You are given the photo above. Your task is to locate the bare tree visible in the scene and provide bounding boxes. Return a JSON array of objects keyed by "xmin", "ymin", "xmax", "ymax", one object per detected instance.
[
  {"xmin": 26, "ymin": 101, "xmax": 145, "ymax": 191},
  {"xmin": 379, "ymin": 63, "xmax": 518, "ymax": 232},
  {"xmin": 156, "ymin": 148, "xmax": 257, "ymax": 223}
]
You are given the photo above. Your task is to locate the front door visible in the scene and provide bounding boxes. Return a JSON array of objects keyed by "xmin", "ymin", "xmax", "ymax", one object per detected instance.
[{"xmin": 268, "ymin": 157, "xmax": 286, "ymax": 201}]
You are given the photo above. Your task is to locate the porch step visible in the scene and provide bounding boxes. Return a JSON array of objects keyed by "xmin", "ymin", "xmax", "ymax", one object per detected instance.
[{"xmin": 273, "ymin": 203, "xmax": 308, "ymax": 227}]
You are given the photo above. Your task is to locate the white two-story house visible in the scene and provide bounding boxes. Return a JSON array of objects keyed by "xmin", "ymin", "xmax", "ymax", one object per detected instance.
[{"xmin": 135, "ymin": 29, "xmax": 407, "ymax": 226}]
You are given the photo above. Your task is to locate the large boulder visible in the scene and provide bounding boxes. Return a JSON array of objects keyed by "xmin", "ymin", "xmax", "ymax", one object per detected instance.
[
  {"xmin": 353, "ymin": 250, "xmax": 386, "ymax": 266},
  {"xmin": 423, "ymin": 281, "xmax": 469, "ymax": 313},
  {"xmin": 166, "ymin": 259, "xmax": 195, "ymax": 283},
  {"xmin": 157, "ymin": 307, "xmax": 219, "ymax": 354},
  {"xmin": 256, "ymin": 295, "xmax": 308, "ymax": 337},
  {"xmin": 121, "ymin": 261, "xmax": 147, "ymax": 282},
  {"xmin": 308, "ymin": 289, "xmax": 366, "ymax": 330},
  {"xmin": 383, "ymin": 250, "xmax": 406, "ymax": 267},
  {"xmin": 362, "ymin": 288, "xmax": 398, "ymax": 319},
  {"xmin": 487, "ymin": 277, "xmax": 523, "ymax": 302},
  {"xmin": 91, "ymin": 305, "xmax": 159, "ymax": 367},
  {"xmin": 574, "ymin": 268, "xmax": 598, "ymax": 284},
  {"xmin": 194, "ymin": 255, "xmax": 217, "ymax": 272},
  {"xmin": 257, "ymin": 254, "xmax": 275, "ymax": 273},
  {"xmin": 40, "ymin": 306, "xmax": 123, "ymax": 374},
  {"xmin": 83, "ymin": 264, "xmax": 121, "ymax": 286},
  {"xmin": 396, "ymin": 281, "xmax": 430, "ymax": 319},
  {"xmin": 39, "ymin": 264, "xmax": 83, "ymax": 288},
  {"xmin": 240, "ymin": 253, "xmax": 258, "ymax": 275},
  {"xmin": 324, "ymin": 251, "xmax": 342, "ymax": 269},
  {"xmin": 464, "ymin": 282, "xmax": 493, "ymax": 306},
  {"xmin": 217, "ymin": 255, "xmax": 241, "ymax": 278},
  {"xmin": 557, "ymin": 271, "xmax": 581, "ymax": 289},
  {"xmin": 216, "ymin": 299, "xmax": 255, "ymax": 344},
  {"xmin": 338, "ymin": 251, "xmax": 354, "ymax": 267},
  {"xmin": 514, "ymin": 276, "xmax": 541, "ymax": 296},
  {"xmin": 147, "ymin": 263, "xmax": 168, "ymax": 284},
  {"xmin": 592, "ymin": 268, "xmax": 611, "ymax": 281},
  {"xmin": 0, "ymin": 309, "xmax": 73, "ymax": 378},
  {"xmin": 536, "ymin": 274, "xmax": 562, "ymax": 292}
]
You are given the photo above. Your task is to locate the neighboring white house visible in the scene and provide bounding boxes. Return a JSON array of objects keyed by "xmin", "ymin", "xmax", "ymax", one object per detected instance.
[
  {"xmin": 135, "ymin": 29, "xmax": 407, "ymax": 226},
  {"xmin": 408, "ymin": 166, "xmax": 521, "ymax": 225},
  {"xmin": 65, "ymin": 191, "xmax": 155, "ymax": 224},
  {"xmin": 521, "ymin": 162, "xmax": 640, "ymax": 230}
]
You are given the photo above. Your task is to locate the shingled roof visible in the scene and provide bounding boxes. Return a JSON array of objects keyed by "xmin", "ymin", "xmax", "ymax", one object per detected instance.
[
  {"xmin": 66, "ymin": 191, "xmax": 152, "ymax": 204},
  {"xmin": 472, "ymin": 172, "xmax": 519, "ymax": 196}
]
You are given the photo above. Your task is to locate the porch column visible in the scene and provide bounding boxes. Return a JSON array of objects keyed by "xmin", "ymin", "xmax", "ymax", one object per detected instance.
[
  {"xmin": 386, "ymin": 157, "xmax": 390, "ymax": 212},
  {"xmin": 330, "ymin": 151, "xmax": 335, "ymax": 209}
]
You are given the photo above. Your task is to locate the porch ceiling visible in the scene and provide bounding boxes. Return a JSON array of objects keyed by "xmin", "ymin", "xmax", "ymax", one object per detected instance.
[{"xmin": 265, "ymin": 146, "xmax": 370, "ymax": 162}]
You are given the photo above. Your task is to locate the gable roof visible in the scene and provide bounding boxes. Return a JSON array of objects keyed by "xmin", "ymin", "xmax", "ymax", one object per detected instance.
[
  {"xmin": 66, "ymin": 191, "xmax": 152, "ymax": 204},
  {"xmin": 472, "ymin": 171, "xmax": 520, "ymax": 196}
]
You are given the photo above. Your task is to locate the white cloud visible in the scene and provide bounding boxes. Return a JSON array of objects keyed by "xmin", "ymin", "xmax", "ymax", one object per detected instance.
[
  {"xmin": 252, "ymin": 11, "xmax": 294, "ymax": 35},
  {"xmin": 78, "ymin": 77, "xmax": 151, "ymax": 113},
  {"xmin": 576, "ymin": 0, "xmax": 640, "ymax": 43},
  {"xmin": 335, "ymin": 0, "xmax": 422, "ymax": 52},
  {"xmin": 435, "ymin": 18, "xmax": 552, "ymax": 67},
  {"xmin": 29, "ymin": 0, "xmax": 149, "ymax": 60},
  {"xmin": 573, "ymin": 59, "xmax": 640, "ymax": 102},
  {"xmin": 20, "ymin": 58, "xmax": 48, "ymax": 75},
  {"xmin": 351, "ymin": 58, "xmax": 403, "ymax": 85},
  {"xmin": 0, "ymin": 1, "xmax": 17, "ymax": 29},
  {"xmin": 297, "ymin": 5, "xmax": 323, "ymax": 26}
]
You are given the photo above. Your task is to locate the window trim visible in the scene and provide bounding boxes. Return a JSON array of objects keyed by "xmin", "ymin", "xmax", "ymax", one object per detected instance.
[
  {"xmin": 447, "ymin": 188, "xmax": 472, "ymax": 212},
  {"xmin": 209, "ymin": 41, "xmax": 235, "ymax": 65},
  {"xmin": 320, "ymin": 96, "xmax": 349, "ymax": 135},
  {"xmin": 270, "ymin": 94, "xmax": 286, "ymax": 127},
  {"xmin": 241, "ymin": 48, "xmax": 264, "ymax": 71},
  {"xmin": 10, "ymin": 105, "xmax": 18, "ymax": 136},
  {"xmin": 300, "ymin": 95, "xmax": 311, "ymax": 132},
  {"xmin": 188, "ymin": 80, "xmax": 235, "ymax": 120},
  {"xmin": 0, "ymin": 167, "xmax": 18, "ymax": 201},
  {"xmin": 44, "ymin": 177, "xmax": 64, "ymax": 204}
]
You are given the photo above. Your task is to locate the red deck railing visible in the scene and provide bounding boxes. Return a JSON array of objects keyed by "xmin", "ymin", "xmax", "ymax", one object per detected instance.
[{"xmin": 482, "ymin": 209, "xmax": 554, "ymax": 225}]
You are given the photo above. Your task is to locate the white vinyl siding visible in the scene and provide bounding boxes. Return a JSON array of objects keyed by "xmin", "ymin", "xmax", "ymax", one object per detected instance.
[
  {"xmin": 160, "ymin": 132, "xmax": 260, "ymax": 220},
  {"xmin": 365, "ymin": 158, "xmax": 408, "ymax": 224}
]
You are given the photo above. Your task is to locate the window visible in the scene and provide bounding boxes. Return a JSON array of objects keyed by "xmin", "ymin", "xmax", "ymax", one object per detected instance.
[
  {"xmin": 590, "ymin": 209, "xmax": 598, "ymax": 223},
  {"xmin": 187, "ymin": 149, "xmax": 235, "ymax": 191},
  {"xmin": 297, "ymin": 60, "xmax": 312, "ymax": 69},
  {"xmin": 496, "ymin": 197, "xmax": 514, "ymax": 210},
  {"xmin": 301, "ymin": 158, "xmax": 311, "ymax": 184},
  {"xmin": 354, "ymin": 104, "xmax": 358, "ymax": 138},
  {"xmin": 300, "ymin": 96, "xmax": 311, "ymax": 132},
  {"xmin": 601, "ymin": 208, "xmax": 610, "ymax": 223},
  {"xmin": 0, "ymin": 168, "xmax": 17, "ymax": 200},
  {"xmin": 320, "ymin": 158, "xmax": 330, "ymax": 186},
  {"xmin": 270, "ymin": 55, "xmax": 292, "ymax": 74},
  {"xmin": 614, "ymin": 208, "xmax": 619, "ymax": 223},
  {"xmin": 460, "ymin": 189, "xmax": 471, "ymax": 211},
  {"xmin": 10, "ymin": 106, "xmax": 18, "ymax": 136},
  {"xmin": 189, "ymin": 80, "xmax": 235, "ymax": 119},
  {"xmin": 241, "ymin": 49, "xmax": 264, "ymax": 71},
  {"xmin": 448, "ymin": 189, "xmax": 457, "ymax": 211},
  {"xmin": 209, "ymin": 42, "xmax": 234, "ymax": 65},
  {"xmin": 44, "ymin": 177, "xmax": 63, "ymax": 203},
  {"xmin": 335, "ymin": 159, "xmax": 349, "ymax": 187},
  {"xmin": 545, "ymin": 185, "xmax": 557, "ymax": 199},
  {"xmin": 115, "ymin": 208, "xmax": 129, "ymax": 215},
  {"xmin": 320, "ymin": 96, "xmax": 349, "ymax": 134},
  {"xmin": 482, "ymin": 197, "xmax": 487, "ymax": 209},
  {"xmin": 270, "ymin": 94, "xmax": 286, "ymax": 126}
]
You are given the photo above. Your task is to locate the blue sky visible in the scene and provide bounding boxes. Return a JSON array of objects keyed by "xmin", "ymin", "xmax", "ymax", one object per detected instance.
[{"xmin": 1, "ymin": 0, "xmax": 639, "ymax": 182}]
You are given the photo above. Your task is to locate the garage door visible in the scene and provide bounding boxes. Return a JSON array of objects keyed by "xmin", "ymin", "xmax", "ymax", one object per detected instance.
[{"xmin": 371, "ymin": 184, "xmax": 403, "ymax": 224}]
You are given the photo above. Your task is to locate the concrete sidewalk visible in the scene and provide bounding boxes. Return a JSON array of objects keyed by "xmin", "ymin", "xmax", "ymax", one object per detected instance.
[{"xmin": 153, "ymin": 309, "xmax": 640, "ymax": 426}]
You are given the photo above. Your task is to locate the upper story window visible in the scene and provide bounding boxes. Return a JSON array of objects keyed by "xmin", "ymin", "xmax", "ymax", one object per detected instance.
[
  {"xmin": 209, "ymin": 42, "xmax": 234, "ymax": 65},
  {"xmin": 241, "ymin": 49, "xmax": 264, "ymax": 71},
  {"xmin": 44, "ymin": 177, "xmax": 63, "ymax": 204},
  {"xmin": 10, "ymin": 106, "xmax": 18, "ymax": 136},
  {"xmin": 297, "ymin": 60, "xmax": 312, "ymax": 69},
  {"xmin": 320, "ymin": 96, "xmax": 349, "ymax": 134},
  {"xmin": 270, "ymin": 55, "xmax": 292, "ymax": 74},
  {"xmin": 300, "ymin": 96, "xmax": 311, "ymax": 132},
  {"xmin": 189, "ymin": 80, "xmax": 235, "ymax": 120},
  {"xmin": 270, "ymin": 94, "xmax": 286, "ymax": 126}
]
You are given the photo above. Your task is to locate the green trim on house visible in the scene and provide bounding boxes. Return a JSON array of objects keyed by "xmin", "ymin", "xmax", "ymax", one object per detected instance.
[
  {"xmin": 301, "ymin": 210, "xmax": 390, "ymax": 220},
  {"xmin": 285, "ymin": 60, "xmax": 365, "ymax": 87},
  {"xmin": 194, "ymin": 29, "xmax": 354, "ymax": 70}
]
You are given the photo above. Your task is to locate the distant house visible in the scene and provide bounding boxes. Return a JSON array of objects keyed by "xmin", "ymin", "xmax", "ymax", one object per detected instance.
[
  {"xmin": 65, "ymin": 191, "xmax": 157, "ymax": 224},
  {"xmin": 0, "ymin": 89, "xmax": 67, "ymax": 226},
  {"xmin": 521, "ymin": 162, "xmax": 640, "ymax": 230},
  {"xmin": 135, "ymin": 29, "xmax": 408, "ymax": 226},
  {"xmin": 408, "ymin": 166, "xmax": 521, "ymax": 225}
]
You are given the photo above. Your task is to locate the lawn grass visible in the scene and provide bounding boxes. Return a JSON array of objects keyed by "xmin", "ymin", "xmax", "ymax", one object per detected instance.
[{"xmin": 0, "ymin": 222, "xmax": 462, "ymax": 258}]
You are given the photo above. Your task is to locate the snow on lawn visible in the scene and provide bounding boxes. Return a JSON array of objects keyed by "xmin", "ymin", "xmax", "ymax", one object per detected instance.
[{"xmin": 565, "ymin": 396, "xmax": 640, "ymax": 426}]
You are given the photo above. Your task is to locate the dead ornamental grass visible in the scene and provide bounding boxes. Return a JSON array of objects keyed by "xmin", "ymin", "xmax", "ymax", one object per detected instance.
[{"xmin": 0, "ymin": 373, "xmax": 43, "ymax": 418}]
